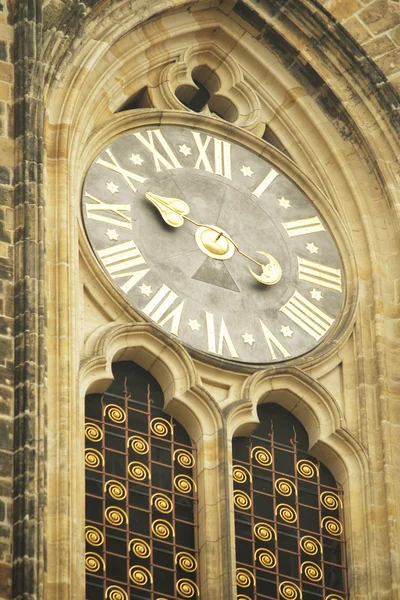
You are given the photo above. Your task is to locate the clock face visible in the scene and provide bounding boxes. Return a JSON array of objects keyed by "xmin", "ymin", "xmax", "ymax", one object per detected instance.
[{"xmin": 81, "ymin": 124, "xmax": 344, "ymax": 366}]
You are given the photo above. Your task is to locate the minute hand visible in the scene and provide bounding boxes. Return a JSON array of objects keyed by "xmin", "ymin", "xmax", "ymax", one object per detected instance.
[{"xmin": 145, "ymin": 192, "xmax": 282, "ymax": 285}]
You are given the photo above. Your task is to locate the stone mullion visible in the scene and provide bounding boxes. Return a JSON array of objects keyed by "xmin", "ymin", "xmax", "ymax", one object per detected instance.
[{"xmin": 13, "ymin": 2, "xmax": 46, "ymax": 600}]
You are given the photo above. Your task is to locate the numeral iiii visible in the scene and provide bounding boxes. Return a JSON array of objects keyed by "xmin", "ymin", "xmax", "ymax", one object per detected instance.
[
  {"xmin": 280, "ymin": 291, "xmax": 334, "ymax": 341},
  {"xmin": 97, "ymin": 240, "xmax": 150, "ymax": 293}
]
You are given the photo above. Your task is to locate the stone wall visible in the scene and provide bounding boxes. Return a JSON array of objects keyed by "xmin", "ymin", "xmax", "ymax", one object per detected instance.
[
  {"xmin": 0, "ymin": 0, "xmax": 13, "ymax": 598},
  {"xmin": 321, "ymin": 0, "xmax": 400, "ymax": 91}
]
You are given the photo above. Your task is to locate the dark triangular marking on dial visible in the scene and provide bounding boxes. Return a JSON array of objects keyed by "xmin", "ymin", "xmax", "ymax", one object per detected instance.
[{"xmin": 191, "ymin": 257, "xmax": 240, "ymax": 292}]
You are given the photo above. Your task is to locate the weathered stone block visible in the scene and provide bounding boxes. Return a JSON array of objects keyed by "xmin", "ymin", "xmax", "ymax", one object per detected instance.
[{"xmin": 360, "ymin": 0, "xmax": 400, "ymax": 35}]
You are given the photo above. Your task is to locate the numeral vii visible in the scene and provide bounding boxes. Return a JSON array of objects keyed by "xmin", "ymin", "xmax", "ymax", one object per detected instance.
[
  {"xmin": 192, "ymin": 132, "xmax": 232, "ymax": 179},
  {"xmin": 280, "ymin": 291, "xmax": 334, "ymax": 341},
  {"xmin": 143, "ymin": 284, "xmax": 184, "ymax": 336},
  {"xmin": 97, "ymin": 240, "xmax": 150, "ymax": 293},
  {"xmin": 259, "ymin": 320, "xmax": 291, "ymax": 361},
  {"xmin": 205, "ymin": 313, "xmax": 239, "ymax": 358},
  {"xmin": 297, "ymin": 257, "xmax": 342, "ymax": 292}
]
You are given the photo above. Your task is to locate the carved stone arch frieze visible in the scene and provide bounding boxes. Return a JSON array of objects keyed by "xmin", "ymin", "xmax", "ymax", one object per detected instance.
[{"xmin": 226, "ymin": 366, "xmax": 371, "ymax": 598}]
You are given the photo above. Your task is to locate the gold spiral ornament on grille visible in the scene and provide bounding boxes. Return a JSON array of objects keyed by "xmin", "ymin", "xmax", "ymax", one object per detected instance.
[
  {"xmin": 236, "ymin": 568, "xmax": 255, "ymax": 588},
  {"xmin": 85, "ymin": 422, "xmax": 103, "ymax": 442},
  {"xmin": 85, "ymin": 448, "xmax": 104, "ymax": 468},
  {"xmin": 128, "ymin": 435, "xmax": 149, "ymax": 455},
  {"xmin": 174, "ymin": 449, "xmax": 195, "ymax": 469},
  {"xmin": 176, "ymin": 551, "xmax": 198, "ymax": 572},
  {"xmin": 150, "ymin": 417, "xmax": 173, "ymax": 437},
  {"xmin": 85, "ymin": 552, "xmax": 105, "ymax": 573},
  {"xmin": 276, "ymin": 503, "xmax": 297, "ymax": 523},
  {"xmin": 301, "ymin": 561, "xmax": 323, "ymax": 582},
  {"xmin": 104, "ymin": 404, "xmax": 126, "ymax": 423},
  {"xmin": 237, "ymin": 596, "xmax": 252, "ymax": 600},
  {"xmin": 296, "ymin": 459, "xmax": 319, "ymax": 479},
  {"xmin": 176, "ymin": 578, "xmax": 200, "ymax": 598},
  {"xmin": 233, "ymin": 465, "xmax": 252, "ymax": 484},
  {"xmin": 326, "ymin": 595, "xmax": 345, "ymax": 600},
  {"xmin": 152, "ymin": 493, "xmax": 173, "ymax": 514},
  {"xmin": 322, "ymin": 516, "xmax": 343, "ymax": 536},
  {"xmin": 255, "ymin": 548, "xmax": 277, "ymax": 569},
  {"xmin": 174, "ymin": 474, "xmax": 197, "ymax": 495},
  {"xmin": 233, "ymin": 490, "xmax": 252, "ymax": 510},
  {"xmin": 104, "ymin": 479, "xmax": 127, "ymax": 500},
  {"xmin": 128, "ymin": 461, "xmax": 151, "ymax": 482},
  {"xmin": 279, "ymin": 581, "xmax": 302, "ymax": 599},
  {"xmin": 152, "ymin": 519, "xmax": 175, "ymax": 539},
  {"xmin": 251, "ymin": 446, "xmax": 272, "ymax": 467},
  {"xmin": 129, "ymin": 538, "xmax": 151, "ymax": 558},
  {"xmin": 129, "ymin": 565, "xmax": 153, "ymax": 586},
  {"xmin": 275, "ymin": 478, "xmax": 297, "ymax": 497},
  {"xmin": 106, "ymin": 585, "xmax": 128, "ymax": 600},
  {"xmin": 254, "ymin": 522, "xmax": 276, "ymax": 541},
  {"xmin": 321, "ymin": 491, "xmax": 343, "ymax": 510},
  {"xmin": 300, "ymin": 535, "xmax": 322, "ymax": 555},
  {"xmin": 85, "ymin": 525, "xmax": 104, "ymax": 546},
  {"xmin": 105, "ymin": 506, "xmax": 128, "ymax": 526}
]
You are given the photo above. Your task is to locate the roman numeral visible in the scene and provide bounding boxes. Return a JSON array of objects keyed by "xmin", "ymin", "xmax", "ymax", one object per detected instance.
[
  {"xmin": 192, "ymin": 132, "xmax": 232, "ymax": 179},
  {"xmin": 205, "ymin": 313, "xmax": 239, "ymax": 358},
  {"xmin": 142, "ymin": 284, "xmax": 184, "ymax": 336},
  {"xmin": 134, "ymin": 130, "xmax": 182, "ymax": 172},
  {"xmin": 279, "ymin": 291, "xmax": 334, "ymax": 341},
  {"xmin": 97, "ymin": 240, "xmax": 150, "ymax": 293},
  {"xmin": 85, "ymin": 192, "xmax": 132, "ymax": 230},
  {"xmin": 259, "ymin": 320, "xmax": 291, "ymax": 360},
  {"xmin": 251, "ymin": 168, "xmax": 279, "ymax": 198},
  {"xmin": 96, "ymin": 148, "xmax": 147, "ymax": 192},
  {"xmin": 282, "ymin": 216, "xmax": 325, "ymax": 237},
  {"xmin": 297, "ymin": 257, "xmax": 342, "ymax": 292}
]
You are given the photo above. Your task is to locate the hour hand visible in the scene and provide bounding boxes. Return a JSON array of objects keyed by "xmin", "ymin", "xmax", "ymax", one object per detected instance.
[{"xmin": 145, "ymin": 192, "xmax": 190, "ymax": 228}]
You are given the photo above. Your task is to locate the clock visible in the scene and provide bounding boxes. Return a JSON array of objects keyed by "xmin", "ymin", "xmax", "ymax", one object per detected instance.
[{"xmin": 81, "ymin": 121, "xmax": 344, "ymax": 367}]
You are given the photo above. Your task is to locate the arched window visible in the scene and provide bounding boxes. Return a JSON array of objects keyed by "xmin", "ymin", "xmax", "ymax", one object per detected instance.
[
  {"xmin": 84, "ymin": 362, "xmax": 199, "ymax": 600},
  {"xmin": 233, "ymin": 404, "xmax": 348, "ymax": 600}
]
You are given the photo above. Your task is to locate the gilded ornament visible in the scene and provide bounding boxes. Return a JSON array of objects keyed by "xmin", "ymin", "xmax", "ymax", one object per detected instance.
[
  {"xmin": 255, "ymin": 548, "xmax": 277, "ymax": 569},
  {"xmin": 279, "ymin": 581, "xmax": 302, "ymax": 599},
  {"xmin": 254, "ymin": 522, "xmax": 276, "ymax": 541},
  {"xmin": 174, "ymin": 474, "xmax": 196, "ymax": 495},
  {"xmin": 325, "ymin": 595, "xmax": 345, "ymax": 600},
  {"xmin": 150, "ymin": 417, "xmax": 173, "ymax": 437},
  {"xmin": 104, "ymin": 479, "xmax": 127, "ymax": 500},
  {"xmin": 251, "ymin": 446, "xmax": 272, "ymax": 467},
  {"xmin": 85, "ymin": 448, "xmax": 104, "ymax": 469},
  {"xmin": 129, "ymin": 538, "xmax": 151, "ymax": 558},
  {"xmin": 174, "ymin": 449, "xmax": 195, "ymax": 468},
  {"xmin": 104, "ymin": 404, "xmax": 126, "ymax": 423},
  {"xmin": 152, "ymin": 493, "xmax": 173, "ymax": 514},
  {"xmin": 128, "ymin": 435, "xmax": 149, "ymax": 454},
  {"xmin": 128, "ymin": 461, "xmax": 151, "ymax": 482},
  {"xmin": 236, "ymin": 568, "xmax": 255, "ymax": 588},
  {"xmin": 85, "ymin": 552, "xmax": 105, "ymax": 573},
  {"xmin": 152, "ymin": 519, "xmax": 175, "ymax": 539},
  {"xmin": 321, "ymin": 516, "xmax": 343, "ymax": 536},
  {"xmin": 276, "ymin": 503, "xmax": 297, "ymax": 523},
  {"xmin": 233, "ymin": 465, "xmax": 252, "ymax": 484},
  {"xmin": 275, "ymin": 477, "xmax": 297, "ymax": 497},
  {"xmin": 301, "ymin": 561, "xmax": 323, "ymax": 582},
  {"xmin": 85, "ymin": 525, "xmax": 104, "ymax": 546},
  {"xmin": 299, "ymin": 535, "xmax": 322, "ymax": 555},
  {"xmin": 176, "ymin": 552, "xmax": 198, "ymax": 572},
  {"xmin": 129, "ymin": 565, "xmax": 153, "ymax": 586},
  {"xmin": 105, "ymin": 506, "xmax": 128, "ymax": 526},
  {"xmin": 233, "ymin": 490, "xmax": 252, "ymax": 510},
  {"xmin": 85, "ymin": 422, "xmax": 103, "ymax": 442},
  {"xmin": 176, "ymin": 578, "xmax": 200, "ymax": 598},
  {"xmin": 106, "ymin": 586, "xmax": 128, "ymax": 600},
  {"xmin": 296, "ymin": 459, "xmax": 319, "ymax": 479},
  {"xmin": 320, "ymin": 491, "xmax": 342, "ymax": 510}
]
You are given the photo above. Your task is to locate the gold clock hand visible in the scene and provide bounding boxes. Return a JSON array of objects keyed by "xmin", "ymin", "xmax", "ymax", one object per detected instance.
[{"xmin": 145, "ymin": 192, "xmax": 281, "ymax": 285}]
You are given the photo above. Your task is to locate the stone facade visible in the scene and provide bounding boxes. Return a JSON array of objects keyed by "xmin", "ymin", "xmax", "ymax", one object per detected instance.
[{"xmin": 0, "ymin": 1, "xmax": 399, "ymax": 599}]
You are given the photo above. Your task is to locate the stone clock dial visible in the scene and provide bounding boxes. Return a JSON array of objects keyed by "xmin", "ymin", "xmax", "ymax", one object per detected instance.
[{"xmin": 81, "ymin": 124, "xmax": 344, "ymax": 366}]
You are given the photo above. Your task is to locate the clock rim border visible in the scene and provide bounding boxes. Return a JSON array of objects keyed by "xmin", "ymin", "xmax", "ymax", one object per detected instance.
[{"xmin": 78, "ymin": 109, "xmax": 358, "ymax": 373}]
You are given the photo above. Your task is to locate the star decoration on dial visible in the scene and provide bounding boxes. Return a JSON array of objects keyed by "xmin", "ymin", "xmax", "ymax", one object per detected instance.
[
  {"xmin": 280, "ymin": 325, "xmax": 293, "ymax": 338},
  {"xmin": 179, "ymin": 144, "xmax": 192, "ymax": 156},
  {"xmin": 310, "ymin": 289, "xmax": 323, "ymax": 301},
  {"xmin": 240, "ymin": 165, "xmax": 254, "ymax": 177},
  {"xmin": 130, "ymin": 153, "xmax": 144, "ymax": 166},
  {"xmin": 242, "ymin": 332, "xmax": 255, "ymax": 345},
  {"xmin": 306, "ymin": 242, "xmax": 319, "ymax": 254},
  {"xmin": 106, "ymin": 181, "xmax": 119, "ymax": 194},
  {"xmin": 187, "ymin": 319, "xmax": 201, "ymax": 331},
  {"xmin": 139, "ymin": 283, "xmax": 153, "ymax": 296},
  {"xmin": 278, "ymin": 197, "xmax": 291, "ymax": 209},
  {"xmin": 105, "ymin": 228, "xmax": 120, "ymax": 241}
]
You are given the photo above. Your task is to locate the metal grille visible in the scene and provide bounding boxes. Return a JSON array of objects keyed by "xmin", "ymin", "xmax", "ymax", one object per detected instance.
[
  {"xmin": 85, "ymin": 362, "xmax": 199, "ymax": 600},
  {"xmin": 233, "ymin": 404, "xmax": 348, "ymax": 600}
]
